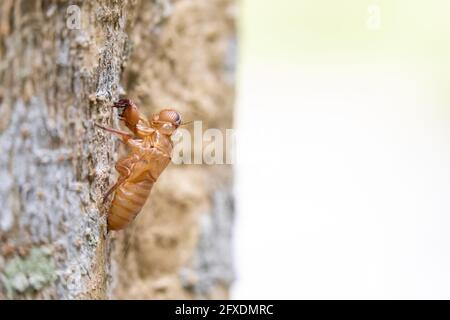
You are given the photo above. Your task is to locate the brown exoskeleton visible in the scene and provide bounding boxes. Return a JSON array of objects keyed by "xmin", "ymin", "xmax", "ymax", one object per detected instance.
[{"xmin": 96, "ymin": 99, "xmax": 181, "ymax": 231}]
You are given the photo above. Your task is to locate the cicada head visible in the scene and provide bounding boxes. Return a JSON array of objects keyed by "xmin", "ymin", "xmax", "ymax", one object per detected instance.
[{"xmin": 152, "ymin": 109, "xmax": 182, "ymax": 135}]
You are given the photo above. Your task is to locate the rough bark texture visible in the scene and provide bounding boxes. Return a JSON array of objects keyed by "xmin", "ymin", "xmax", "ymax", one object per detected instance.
[{"xmin": 0, "ymin": 0, "xmax": 235, "ymax": 299}]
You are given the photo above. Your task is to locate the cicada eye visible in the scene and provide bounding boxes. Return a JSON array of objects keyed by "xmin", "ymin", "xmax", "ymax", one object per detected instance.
[
  {"xmin": 159, "ymin": 109, "xmax": 181, "ymax": 126},
  {"xmin": 162, "ymin": 123, "xmax": 172, "ymax": 130},
  {"xmin": 175, "ymin": 113, "xmax": 182, "ymax": 126}
]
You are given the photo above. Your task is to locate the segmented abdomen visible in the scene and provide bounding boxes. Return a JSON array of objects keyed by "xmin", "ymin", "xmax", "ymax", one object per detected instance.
[{"xmin": 108, "ymin": 177, "xmax": 154, "ymax": 230}]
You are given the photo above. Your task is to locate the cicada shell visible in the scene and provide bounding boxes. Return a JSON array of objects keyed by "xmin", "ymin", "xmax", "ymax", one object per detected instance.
[{"xmin": 96, "ymin": 99, "xmax": 182, "ymax": 231}]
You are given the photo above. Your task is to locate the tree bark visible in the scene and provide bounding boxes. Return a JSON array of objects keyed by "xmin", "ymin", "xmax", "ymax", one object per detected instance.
[{"xmin": 0, "ymin": 0, "xmax": 235, "ymax": 299}]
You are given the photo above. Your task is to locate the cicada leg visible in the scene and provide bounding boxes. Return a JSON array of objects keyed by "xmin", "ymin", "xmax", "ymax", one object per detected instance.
[
  {"xmin": 95, "ymin": 123, "xmax": 133, "ymax": 143},
  {"xmin": 103, "ymin": 155, "xmax": 139, "ymax": 203}
]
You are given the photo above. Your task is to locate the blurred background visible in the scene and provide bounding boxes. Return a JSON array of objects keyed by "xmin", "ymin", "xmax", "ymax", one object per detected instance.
[{"xmin": 233, "ymin": 0, "xmax": 450, "ymax": 299}]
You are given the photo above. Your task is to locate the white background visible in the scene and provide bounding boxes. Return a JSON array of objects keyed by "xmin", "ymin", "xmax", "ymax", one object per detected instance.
[{"xmin": 233, "ymin": 64, "xmax": 450, "ymax": 299}]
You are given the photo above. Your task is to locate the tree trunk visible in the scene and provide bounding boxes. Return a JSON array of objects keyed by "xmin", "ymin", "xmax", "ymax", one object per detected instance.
[{"xmin": 0, "ymin": 0, "xmax": 235, "ymax": 300}]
